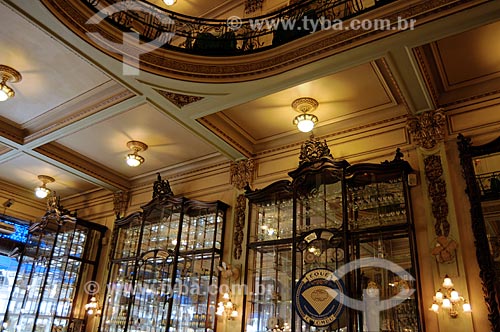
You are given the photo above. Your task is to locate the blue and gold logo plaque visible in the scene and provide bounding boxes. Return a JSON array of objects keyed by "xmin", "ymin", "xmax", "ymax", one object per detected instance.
[{"xmin": 295, "ymin": 268, "xmax": 345, "ymax": 327}]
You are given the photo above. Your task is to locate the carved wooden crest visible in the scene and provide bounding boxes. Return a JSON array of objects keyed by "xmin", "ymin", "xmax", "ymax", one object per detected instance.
[
  {"xmin": 153, "ymin": 173, "xmax": 173, "ymax": 199},
  {"xmin": 299, "ymin": 135, "xmax": 333, "ymax": 165}
]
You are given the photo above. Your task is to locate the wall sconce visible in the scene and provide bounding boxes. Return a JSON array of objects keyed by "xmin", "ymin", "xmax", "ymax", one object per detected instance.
[
  {"xmin": 84, "ymin": 295, "xmax": 102, "ymax": 316},
  {"xmin": 125, "ymin": 140, "xmax": 148, "ymax": 167},
  {"xmin": 216, "ymin": 291, "xmax": 238, "ymax": 320},
  {"xmin": 163, "ymin": 0, "xmax": 176, "ymax": 5},
  {"xmin": 34, "ymin": 175, "xmax": 55, "ymax": 199},
  {"xmin": 0, "ymin": 65, "xmax": 22, "ymax": 102},
  {"xmin": 292, "ymin": 97, "xmax": 319, "ymax": 133},
  {"xmin": 430, "ymin": 275, "xmax": 471, "ymax": 318}
]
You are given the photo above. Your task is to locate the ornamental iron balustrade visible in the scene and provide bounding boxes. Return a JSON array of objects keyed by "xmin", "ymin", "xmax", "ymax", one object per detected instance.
[{"xmin": 82, "ymin": 0, "xmax": 396, "ymax": 56}]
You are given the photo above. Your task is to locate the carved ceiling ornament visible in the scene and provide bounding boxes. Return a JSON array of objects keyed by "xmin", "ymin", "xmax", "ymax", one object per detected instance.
[
  {"xmin": 406, "ymin": 109, "xmax": 447, "ymax": 150},
  {"xmin": 233, "ymin": 194, "xmax": 246, "ymax": 260},
  {"xmin": 155, "ymin": 89, "xmax": 204, "ymax": 108},
  {"xmin": 230, "ymin": 159, "xmax": 255, "ymax": 190},
  {"xmin": 299, "ymin": 135, "xmax": 333, "ymax": 166},
  {"xmin": 113, "ymin": 190, "xmax": 130, "ymax": 218}
]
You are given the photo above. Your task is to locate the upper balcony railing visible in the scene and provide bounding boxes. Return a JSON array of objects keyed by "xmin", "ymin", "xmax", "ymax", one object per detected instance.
[{"xmin": 83, "ymin": 0, "xmax": 396, "ymax": 56}]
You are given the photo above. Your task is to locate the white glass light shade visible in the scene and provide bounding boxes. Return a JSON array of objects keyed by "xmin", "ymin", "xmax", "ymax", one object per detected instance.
[
  {"xmin": 442, "ymin": 298, "xmax": 452, "ymax": 309},
  {"xmin": 293, "ymin": 113, "xmax": 318, "ymax": 133},
  {"xmin": 231, "ymin": 309, "xmax": 238, "ymax": 318},
  {"xmin": 126, "ymin": 153, "xmax": 144, "ymax": 167},
  {"xmin": 430, "ymin": 303, "xmax": 440, "ymax": 313},
  {"xmin": 450, "ymin": 290, "xmax": 460, "ymax": 302},
  {"xmin": 0, "ymin": 82, "xmax": 14, "ymax": 101},
  {"xmin": 35, "ymin": 186, "xmax": 51, "ymax": 199},
  {"xmin": 442, "ymin": 276, "xmax": 454, "ymax": 288},
  {"xmin": 463, "ymin": 302, "xmax": 472, "ymax": 313},
  {"xmin": 435, "ymin": 291, "xmax": 443, "ymax": 301},
  {"xmin": 163, "ymin": 0, "xmax": 176, "ymax": 5}
]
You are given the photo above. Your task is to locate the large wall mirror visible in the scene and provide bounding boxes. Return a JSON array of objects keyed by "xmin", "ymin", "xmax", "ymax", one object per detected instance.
[{"xmin": 457, "ymin": 134, "xmax": 500, "ymax": 330}]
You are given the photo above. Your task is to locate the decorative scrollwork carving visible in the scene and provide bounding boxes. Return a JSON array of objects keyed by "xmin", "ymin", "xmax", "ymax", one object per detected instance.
[
  {"xmin": 299, "ymin": 135, "xmax": 333, "ymax": 165},
  {"xmin": 153, "ymin": 173, "xmax": 173, "ymax": 199},
  {"xmin": 113, "ymin": 191, "xmax": 130, "ymax": 218},
  {"xmin": 457, "ymin": 134, "xmax": 500, "ymax": 329},
  {"xmin": 406, "ymin": 109, "xmax": 446, "ymax": 150},
  {"xmin": 230, "ymin": 159, "xmax": 255, "ymax": 190},
  {"xmin": 233, "ymin": 194, "xmax": 247, "ymax": 260},
  {"xmin": 155, "ymin": 89, "xmax": 204, "ymax": 108},
  {"xmin": 424, "ymin": 155, "xmax": 450, "ymax": 238},
  {"xmin": 244, "ymin": 0, "xmax": 264, "ymax": 14}
]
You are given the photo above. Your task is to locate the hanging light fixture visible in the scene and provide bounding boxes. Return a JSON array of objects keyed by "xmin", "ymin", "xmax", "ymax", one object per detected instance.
[
  {"xmin": 34, "ymin": 175, "xmax": 55, "ymax": 199},
  {"xmin": 0, "ymin": 65, "xmax": 22, "ymax": 102},
  {"xmin": 163, "ymin": 0, "xmax": 176, "ymax": 5},
  {"xmin": 292, "ymin": 97, "xmax": 319, "ymax": 133},
  {"xmin": 125, "ymin": 140, "xmax": 148, "ymax": 167}
]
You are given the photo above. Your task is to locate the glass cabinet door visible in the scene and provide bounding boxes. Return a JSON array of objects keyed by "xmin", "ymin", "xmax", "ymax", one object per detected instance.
[
  {"xmin": 100, "ymin": 175, "xmax": 228, "ymax": 332},
  {"xmin": 2, "ymin": 204, "xmax": 106, "ymax": 332},
  {"xmin": 244, "ymin": 180, "xmax": 294, "ymax": 332}
]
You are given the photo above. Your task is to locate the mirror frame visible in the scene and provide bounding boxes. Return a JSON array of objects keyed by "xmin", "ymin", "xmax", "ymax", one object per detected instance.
[{"xmin": 457, "ymin": 133, "xmax": 500, "ymax": 330}]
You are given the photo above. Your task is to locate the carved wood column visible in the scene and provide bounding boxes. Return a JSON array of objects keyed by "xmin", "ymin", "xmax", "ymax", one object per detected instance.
[
  {"xmin": 229, "ymin": 159, "xmax": 255, "ymax": 260},
  {"xmin": 407, "ymin": 109, "xmax": 473, "ymax": 331}
]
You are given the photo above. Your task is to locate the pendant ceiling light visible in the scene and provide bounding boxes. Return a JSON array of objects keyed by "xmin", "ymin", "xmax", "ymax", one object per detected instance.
[
  {"xmin": 292, "ymin": 97, "xmax": 319, "ymax": 133},
  {"xmin": 35, "ymin": 175, "xmax": 55, "ymax": 199},
  {"xmin": 125, "ymin": 140, "xmax": 148, "ymax": 167},
  {"xmin": 0, "ymin": 65, "xmax": 22, "ymax": 102},
  {"xmin": 163, "ymin": 0, "xmax": 176, "ymax": 5}
]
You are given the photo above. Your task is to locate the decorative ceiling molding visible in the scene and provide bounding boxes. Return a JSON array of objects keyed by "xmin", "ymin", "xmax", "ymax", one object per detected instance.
[
  {"xmin": 24, "ymin": 88, "xmax": 135, "ymax": 143},
  {"xmin": 0, "ymin": 119, "xmax": 25, "ymax": 145},
  {"xmin": 34, "ymin": 142, "xmax": 129, "ymax": 191},
  {"xmin": 197, "ymin": 117, "xmax": 254, "ymax": 158},
  {"xmin": 414, "ymin": 35, "xmax": 500, "ymax": 109},
  {"xmin": 154, "ymin": 89, "xmax": 204, "ymax": 108},
  {"xmin": 39, "ymin": 0, "xmax": 485, "ymax": 83}
]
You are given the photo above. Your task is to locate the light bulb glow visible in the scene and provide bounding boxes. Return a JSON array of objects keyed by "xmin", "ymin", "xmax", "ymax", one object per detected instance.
[
  {"xmin": 35, "ymin": 186, "xmax": 51, "ymax": 199},
  {"xmin": 435, "ymin": 291, "xmax": 443, "ymax": 301},
  {"xmin": 442, "ymin": 298, "xmax": 452, "ymax": 309},
  {"xmin": 463, "ymin": 302, "xmax": 472, "ymax": 313},
  {"xmin": 450, "ymin": 290, "xmax": 460, "ymax": 302},
  {"xmin": 442, "ymin": 276, "xmax": 454, "ymax": 288},
  {"xmin": 431, "ymin": 303, "xmax": 439, "ymax": 313},
  {"xmin": 163, "ymin": 0, "xmax": 176, "ymax": 5},
  {"xmin": 293, "ymin": 113, "xmax": 318, "ymax": 133},
  {"xmin": 0, "ymin": 82, "xmax": 14, "ymax": 101},
  {"xmin": 126, "ymin": 153, "xmax": 144, "ymax": 167}
]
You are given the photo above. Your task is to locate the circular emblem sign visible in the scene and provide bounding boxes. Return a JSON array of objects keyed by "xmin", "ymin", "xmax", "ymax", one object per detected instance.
[{"xmin": 295, "ymin": 268, "xmax": 345, "ymax": 327}]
